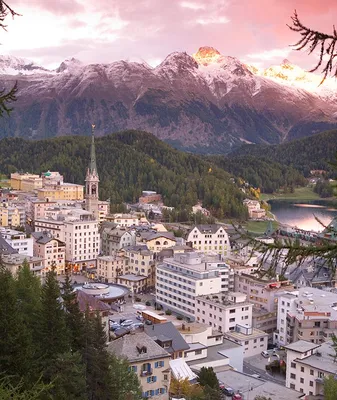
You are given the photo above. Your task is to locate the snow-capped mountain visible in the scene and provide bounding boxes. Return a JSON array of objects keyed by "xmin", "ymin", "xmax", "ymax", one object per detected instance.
[
  {"xmin": 0, "ymin": 48, "xmax": 336, "ymax": 152},
  {"xmin": 0, "ymin": 55, "xmax": 51, "ymax": 75}
]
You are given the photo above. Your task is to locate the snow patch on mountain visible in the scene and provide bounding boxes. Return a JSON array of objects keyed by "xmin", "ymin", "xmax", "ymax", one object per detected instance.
[{"xmin": 0, "ymin": 55, "xmax": 51, "ymax": 75}]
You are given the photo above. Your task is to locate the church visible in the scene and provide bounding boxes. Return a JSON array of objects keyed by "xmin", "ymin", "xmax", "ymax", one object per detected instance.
[{"xmin": 85, "ymin": 126, "xmax": 110, "ymax": 221}]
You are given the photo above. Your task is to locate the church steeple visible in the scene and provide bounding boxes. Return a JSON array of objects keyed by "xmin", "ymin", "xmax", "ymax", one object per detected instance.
[
  {"xmin": 85, "ymin": 124, "xmax": 100, "ymax": 220},
  {"xmin": 88, "ymin": 124, "xmax": 97, "ymax": 175}
]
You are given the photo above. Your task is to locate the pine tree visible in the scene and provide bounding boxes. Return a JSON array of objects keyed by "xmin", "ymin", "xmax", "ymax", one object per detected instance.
[
  {"xmin": 37, "ymin": 269, "xmax": 70, "ymax": 376},
  {"xmin": 108, "ymin": 355, "xmax": 142, "ymax": 400},
  {"xmin": 48, "ymin": 351, "xmax": 87, "ymax": 400},
  {"xmin": 62, "ymin": 273, "xmax": 86, "ymax": 352},
  {"xmin": 0, "ymin": 266, "xmax": 33, "ymax": 386},
  {"xmin": 82, "ymin": 310, "xmax": 111, "ymax": 400},
  {"xmin": 197, "ymin": 367, "xmax": 221, "ymax": 400}
]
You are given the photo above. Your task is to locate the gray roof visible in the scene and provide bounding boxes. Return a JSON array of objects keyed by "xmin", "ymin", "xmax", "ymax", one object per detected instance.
[
  {"xmin": 189, "ymin": 224, "xmax": 225, "ymax": 235},
  {"xmin": 107, "ymin": 331, "xmax": 171, "ymax": 363},
  {"xmin": 32, "ymin": 231, "xmax": 64, "ymax": 245},
  {"xmin": 295, "ymin": 341, "xmax": 337, "ymax": 374},
  {"xmin": 285, "ymin": 340, "xmax": 320, "ymax": 354},
  {"xmin": 0, "ymin": 235, "xmax": 17, "ymax": 255},
  {"xmin": 144, "ymin": 322, "xmax": 190, "ymax": 354},
  {"xmin": 140, "ymin": 231, "xmax": 176, "ymax": 242}
]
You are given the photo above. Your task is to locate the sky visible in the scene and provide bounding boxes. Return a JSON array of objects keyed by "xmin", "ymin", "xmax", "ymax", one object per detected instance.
[{"xmin": 3, "ymin": 0, "xmax": 337, "ymax": 70}]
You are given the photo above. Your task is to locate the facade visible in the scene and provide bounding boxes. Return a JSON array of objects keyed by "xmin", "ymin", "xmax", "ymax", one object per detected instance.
[
  {"xmin": 10, "ymin": 172, "xmax": 42, "ymax": 191},
  {"xmin": 277, "ymin": 287, "xmax": 337, "ymax": 346},
  {"xmin": 1, "ymin": 228, "xmax": 33, "ymax": 256},
  {"xmin": 112, "ymin": 213, "xmax": 139, "ymax": 227},
  {"xmin": 156, "ymin": 252, "xmax": 234, "ymax": 320},
  {"xmin": 139, "ymin": 191, "xmax": 162, "ymax": 204},
  {"xmin": 117, "ymin": 274, "xmax": 148, "ymax": 294},
  {"xmin": 186, "ymin": 224, "xmax": 229, "ymax": 256},
  {"xmin": 101, "ymin": 226, "xmax": 135, "ymax": 254},
  {"xmin": 234, "ymin": 272, "xmax": 294, "ymax": 313},
  {"xmin": 1, "ymin": 253, "xmax": 44, "ymax": 278},
  {"xmin": 27, "ymin": 199, "xmax": 57, "ymax": 224},
  {"xmin": 97, "ymin": 253, "xmax": 128, "ymax": 283},
  {"xmin": 285, "ymin": 340, "xmax": 335, "ymax": 396},
  {"xmin": 140, "ymin": 232, "xmax": 176, "ymax": 253},
  {"xmin": 224, "ymin": 324, "xmax": 268, "ymax": 358},
  {"xmin": 124, "ymin": 245, "xmax": 156, "ymax": 288},
  {"xmin": 63, "ymin": 210, "xmax": 100, "ymax": 270},
  {"xmin": 243, "ymin": 199, "xmax": 266, "ymax": 219},
  {"xmin": 85, "ymin": 128, "xmax": 100, "ymax": 220},
  {"xmin": 37, "ymin": 183, "xmax": 84, "ymax": 201},
  {"xmin": 34, "ymin": 217, "xmax": 65, "ymax": 241},
  {"xmin": 108, "ymin": 332, "xmax": 171, "ymax": 399},
  {"xmin": 195, "ymin": 292, "xmax": 253, "ymax": 333},
  {"xmin": 0, "ymin": 203, "xmax": 25, "ymax": 228},
  {"xmin": 32, "ymin": 231, "xmax": 66, "ymax": 275},
  {"xmin": 252, "ymin": 308, "xmax": 277, "ymax": 340}
]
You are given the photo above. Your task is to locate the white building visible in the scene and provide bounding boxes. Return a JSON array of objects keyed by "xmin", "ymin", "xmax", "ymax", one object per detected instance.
[
  {"xmin": 275, "ymin": 287, "xmax": 337, "ymax": 347},
  {"xmin": 195, "ymin": 292, "xmax": 253, "ymax": 333},
  {"xmin": 101, "ymin": 226, "xmax": 135, "ymax": 254},
  {"xmin": 156, "ymin": 252, "xmax": 234, "ymax": 320},
  {"xmin": 111, "ymin": 213, "xmax": 139, "ymax": 227},
  {"xmin": 224, "ymin": 324, "xmax": 268, "ymax": 358},
  {"xmin": 0, "ymin": 228, "xmax": 33, "ymax": 256},
  {"xmin": 285, "ymin": 340, "xmax": 335, "ymax": 396},
  {"xmin": 186, "ymin": 224, "xmax": 230, "ymax": 256},
  {"xmin": 35, "ymin": 217, "xmax": 65, "ymax": 241}
]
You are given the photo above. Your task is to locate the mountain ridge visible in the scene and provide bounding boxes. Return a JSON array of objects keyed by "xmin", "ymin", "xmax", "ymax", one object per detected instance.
[{"xmin": 0, "ymin": 47, "xmax": 336, "ymax": 152}]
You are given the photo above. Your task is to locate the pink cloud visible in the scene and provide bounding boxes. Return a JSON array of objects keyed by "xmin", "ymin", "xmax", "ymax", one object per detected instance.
[{"xmin": 3, "ymin": 0, "xmax": 337, "ymax": 74}]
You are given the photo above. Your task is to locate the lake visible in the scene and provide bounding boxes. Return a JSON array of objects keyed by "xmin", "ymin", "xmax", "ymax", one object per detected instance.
[{"xmin": 269, "ymin": 200, "xmax": 337, "ymax": 232}]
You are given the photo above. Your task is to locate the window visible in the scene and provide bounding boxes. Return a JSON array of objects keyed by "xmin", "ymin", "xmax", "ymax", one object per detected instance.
[
  {"xmin": 300, "ymin": 378, "xmax": 304, "ymax": 384},
  {"xmin": 229, "ymin": 309, "xmax": 235, "ymax": 314},
  {"xmin": 290, "ymin": 373, "xmax": 296, "ymax": 379},
  {"xmin": 195, "ymin": 350, "xmax": 202, "ymax": 355},
  {"xmin": 309, "ymin": 381, "xmax": 313, "ymax": 387},
  {"xmin": 291, "ymin": 362, "xmax": 296, "ymax": 368},
  {"xmin": 310, "ymin": 370, "xmax": 314, "ymax": 376},
  {"xmin": 131, "ymin": 366, "xmax": 137, "ymax": 372},
  {"xmin": 229, "ymin": 318, "xmax": 235, "ymax": 323},
  {"xmin": 290, "ymin": 384, "xmax": 295, "ymax": 390},
  {"xmin": 245, "ymin": 341, "xmax": 249, "ymax": 345},
  {"xmin": 301, "ymin": 367, "xmax": 304, "ymax": 372}
]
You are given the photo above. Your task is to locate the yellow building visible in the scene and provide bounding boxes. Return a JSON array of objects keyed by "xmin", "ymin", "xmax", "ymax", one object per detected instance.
[
  {"xmin": 108, "ymin": 332, "xmax": 171, "ymax": 399},
  {"xmin": 37, "ymin": 183, "xmax": 84, "ymax": 201},
  {"xmin": 10, "ymin": 172, "xmax": 42, "ymax": 191},
  {"xmin": 0, "ymin": 205, "xmax": 24, "ymax": 227},
  {"xmin": 143, "ymin": 233, "xmax": 176, "ymax": 253}
]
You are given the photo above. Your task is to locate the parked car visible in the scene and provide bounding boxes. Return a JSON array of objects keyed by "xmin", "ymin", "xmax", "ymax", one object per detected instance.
[
  {"xmin": 136, "ymin": 315, "xmax": 144, "ymax": 321},
  {"xmin": 144, "ymin": 319, "xmax": 152, "ymax": 325},
  {"xmin": 121, "ymin": 319, "xmax": 134, "ymax": 327},
  {"xmin": 110, "ymin": 322, "xmax": 120, "ymax": 331},
  {"xmin": 132, "ymin": 322, "xmax": 144, "ymax": 329},
  {"xmin": 222, "ymin": 387, "xmax": 235, "ymax": 396},
  {"xmin": 232, "ymin": 394, "xmax": 243, "ymax": 400},
  {"xmin": 261, "ymin": 350, "xmax": 269, "ymax": 358}
]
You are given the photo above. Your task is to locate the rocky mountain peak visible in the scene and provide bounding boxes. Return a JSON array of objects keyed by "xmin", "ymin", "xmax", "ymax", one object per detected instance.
[
  {"xmin": 193, "ymin": 46, "xmax": 222, "ymax": 65},
  {"xmin": 56, "ymin": 57, "xmax": 83, "ymax": 73}
]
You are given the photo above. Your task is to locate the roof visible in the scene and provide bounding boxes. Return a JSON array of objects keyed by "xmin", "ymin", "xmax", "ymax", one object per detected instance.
[
  {"xmin": 76, "ymin": 290, "xmax": 111, "ymax": 313},
  {"xmin": 189, "ymin": 224, "xmax": 226, "ymax": 235},
  {"xmin": 285, "ymin": 340, "xmax": 320, "ymax": 354},
  {"xmin": 0, "ymin": 235, "xmax": 17, "ymax": 255},
  {"xmin": 31, "ymin": 231, "xmax": 65, "ymax": 245},
  {"xmin": 143, "ymin": 231, "xmax": 176, "ymax": 242},
  {"xmin": 144, "ymin": 322, "xmax": 190, "ymax": 353},
  {"xmin": 107, "ymin": 332, "xmax": 171, "ymax": 363},
  {"xmin": 118, "ymin": 274, "xmax": 147, "ymax": 282},
  {"xmin": 225, "ymin": 328, "xmax": 268, "ymax": 342},
  {"xmin": 294, "ymin": 341, "xmax": 337, "ymax": 374},
  {"xmin": 169, "ymin": 358, "xmax": 197, "ymax": 381}
]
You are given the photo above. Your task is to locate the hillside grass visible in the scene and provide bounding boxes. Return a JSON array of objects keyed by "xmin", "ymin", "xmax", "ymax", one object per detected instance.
[
  {"xmin": 245, "ymin": 220, "xmax": 279, "ymax": 234},
  {"xmin": 260, "ymin": 186, "xmax": 321, "ymax": 202}
]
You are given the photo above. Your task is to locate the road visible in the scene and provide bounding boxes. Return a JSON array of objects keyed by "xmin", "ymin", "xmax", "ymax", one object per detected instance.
[{"xmin": 243, "ymin": 361, "xmax": 285, "ymax": 386}]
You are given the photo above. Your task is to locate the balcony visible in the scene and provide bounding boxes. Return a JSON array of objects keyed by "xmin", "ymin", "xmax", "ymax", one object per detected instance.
[
  {"xmin": 140, "ymin": 369, "xmax": 153, "ymax": 377},
  {"xmin": 315, "ymin": 377, "xmax": 324, "ymax": 384}
]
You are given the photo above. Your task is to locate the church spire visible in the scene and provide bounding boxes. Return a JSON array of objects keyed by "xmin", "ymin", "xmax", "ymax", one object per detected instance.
[{"xmin": 89, "ymin": 124, "xmax": 97, "ymax": 174}]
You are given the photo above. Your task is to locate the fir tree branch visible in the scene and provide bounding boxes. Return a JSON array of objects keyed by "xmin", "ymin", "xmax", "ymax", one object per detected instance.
[{"xmin": 288, "ymin": 10, "xmax": 337, "ymax": 84}]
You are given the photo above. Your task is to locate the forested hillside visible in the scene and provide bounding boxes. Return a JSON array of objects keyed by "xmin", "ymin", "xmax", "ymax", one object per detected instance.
[
  {"xmin": 230, "ymin": 130, "xmax": 337, "ymax": 177},
  {"xmin": 209, "ymin": 155, "xmax": 306, "ymax": 193},
  {"xmin": 0, "ymin": 130, "xmax": 248, "ymax": 219}
]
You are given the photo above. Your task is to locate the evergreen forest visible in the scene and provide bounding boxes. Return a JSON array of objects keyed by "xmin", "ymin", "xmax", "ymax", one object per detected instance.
[
  {"xmin": 0, "ymin": 263, "xmax": 142, "ymax": 399},
  {"xmin": 0, "ymin": 129, "xmax": 313, "ymax": 219}
]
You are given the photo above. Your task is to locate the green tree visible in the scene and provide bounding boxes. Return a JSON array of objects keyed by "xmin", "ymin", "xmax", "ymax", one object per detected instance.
[
  {"xmin": 170, "ymin": 377, "xmax": 205, "ymax": 400},
  {"xmin": 62, "ymin": 273, "xmax": 86, "ymax": 352},
  {"xmin": 37, "ymin": 270, "xmax": 70, "ymax": 376},
  {"xmin": 0, "ymin": 266, "xmax": 33, "ymax": 386},
  {"xmin": 324, "ymin": 375, "xmax": 337, "ymax": 400},
  {"xmin": 0, "ymin": 378, "xmax": 51, "ymax": 400},
  {"xmin": 197, "ymin": 367, "xmax": 221, "ymax": 400},
  {"xmin": 108, "ymin": 355, "xmax": 142, "ymax": 400}
]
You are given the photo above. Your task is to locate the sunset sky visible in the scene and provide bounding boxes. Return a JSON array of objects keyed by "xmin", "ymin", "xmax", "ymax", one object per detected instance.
[{"xmin": 4, "ymin": 0, "xmax": 337, "ymax": 70}]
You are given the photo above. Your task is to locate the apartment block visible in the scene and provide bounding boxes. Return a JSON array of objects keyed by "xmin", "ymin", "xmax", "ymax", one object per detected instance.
[
  {"xmin": 156, "ymin": 252, "xmax": 234, "ymax": 320},
  {"xmin": 108, "ymin": 332, "xmax": 171, "ymax": 399},
  {"xmin": 224, "ymin": 324, "xmax": 268, "ymax": 358},
  {"xmin": 101, "ymin": 225, "xmax": 135, "ymax": 254},
  {"xmin": 186, "ymin": 224, "xmax": 229, "ymax": 256},
  {"xmin": 32, "ymin": 231, "xmax": 66, "ymax": 275},
  {"xmin": 234, "ymin": 272, "xmax": 294, "ymax": 313},
  {"xmin": 285, "ymin": 340, "xmax": 335, "ymax": 396},
  {"xmin": 111, "ymin": 213, "xmax": 139, "ymax": 227},
  {"xmin": 0, "ymin": 203, "xmax": 26, "ymax": 228},
  {"xmin": 195, "ymin": 292, "xmax": 253, "ymax": 333},
  {"xmin": 97, "ymin": 253, "xmax": 128, "ymax": 283},
  {"xmin": 37, "ymin": 183, "xmax": 84, "ymax": 201},
  {"xmin": 10, "ymin": 172, "xmax": 42, "ymax": 191},
  {"xmin": 1, "ymin": 253, "xmax": 44, "ymax": 278},
  {"xmin": 1, "ymin": 228, "xmax": 33, "ymax": 256},
  {"xmin": 124, "ymin": 245, "xmax": 156, "ymax": 287},
  {"xmin": 278, "ymin": 287, "xmax": 337, "ymax": 346}
]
